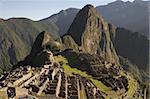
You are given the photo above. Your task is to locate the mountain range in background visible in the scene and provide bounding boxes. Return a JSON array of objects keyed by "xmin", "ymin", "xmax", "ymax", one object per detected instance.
[
  {"xmin": 0, "ymin": 0, "xmax": 149, "ymax": 83},
  {"xmin": 44, "ymin": 0, "xmax": 149, "ymax": 37}
]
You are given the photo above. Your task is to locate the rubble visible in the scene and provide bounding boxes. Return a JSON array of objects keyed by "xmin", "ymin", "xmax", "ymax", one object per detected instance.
[{"xmin": 90, "ymin": 61, "xmax": 129, "ymax": 92}]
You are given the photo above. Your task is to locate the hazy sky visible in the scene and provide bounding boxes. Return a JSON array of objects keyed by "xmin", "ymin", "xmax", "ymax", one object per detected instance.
[{"xmin": 0, "ymin": 0, "xmax": 139, "ymax": 20}]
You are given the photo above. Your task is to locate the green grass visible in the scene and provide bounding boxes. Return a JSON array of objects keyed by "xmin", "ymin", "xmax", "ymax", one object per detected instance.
[
  {"xmin": 63, "ymin": 64, "xmax": 89, "ymax": 77},
  {"xmin": 127, "ymin": 74, "xmax": 138, "ymax": 98},
  {"xmin": 120, "ymin": 70, "xmax": 138, "ymax": 98}
]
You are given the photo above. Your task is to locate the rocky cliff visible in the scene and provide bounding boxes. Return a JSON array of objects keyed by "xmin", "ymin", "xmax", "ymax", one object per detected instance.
[
  {"xmin": 15, "ymin": 31, "xmax": 60, "ymax": 67},
  {"xmin": 63, "ymin": 5, "xmax": 119, "ymax": 65}
]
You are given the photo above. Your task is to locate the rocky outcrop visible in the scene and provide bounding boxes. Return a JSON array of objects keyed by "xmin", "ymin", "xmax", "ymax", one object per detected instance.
[
  {"xmin": 63, "ymin": 5, "xmax": 119, "ymax": 64},
  {"xmin": 16, "ymin": 31, "xmax": 57, "ymax": 67},
  {"xmin": 30, "ymin": 31, "xmax": 52, "ymax": 55},
  {"xmin": 62, "ymin": 35, "xmax": 79, "ymax": 51}
]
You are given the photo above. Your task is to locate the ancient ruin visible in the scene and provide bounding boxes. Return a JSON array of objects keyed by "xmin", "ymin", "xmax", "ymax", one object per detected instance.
[{"xmin": 0, "ymin": 50, "xmax": 104, "ymax": 99}]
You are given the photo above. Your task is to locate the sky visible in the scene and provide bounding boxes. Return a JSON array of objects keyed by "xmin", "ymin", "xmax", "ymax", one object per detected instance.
[{"xmin": 0, "ymin": 0, "xmax": 140, "ymax": 20}]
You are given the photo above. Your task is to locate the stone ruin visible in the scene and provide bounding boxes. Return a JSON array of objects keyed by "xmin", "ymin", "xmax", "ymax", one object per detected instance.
[
  {"xmin": 0, "ymin": 65, "xmax": 105, "ymax": 99},
  {"xmin": 0, "ymin": 50, "xmax": 104, "ymax": 99},
  {"xmin": 90, "ymin": 61, "xmax": 129, "ymax": 92}
]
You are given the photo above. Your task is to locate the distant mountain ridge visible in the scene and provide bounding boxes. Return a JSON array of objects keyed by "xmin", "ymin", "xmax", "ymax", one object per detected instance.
[
  {"xmin": 97, "ymin": 0, "xmax": 149, "ymax": 37},
  {"xmin": 43, "ymin": 0, "xmax": 149, "ymax": 37},
  {"xmin": 40, "ymin": 8, "xmax": 79, "ymax": 36}
]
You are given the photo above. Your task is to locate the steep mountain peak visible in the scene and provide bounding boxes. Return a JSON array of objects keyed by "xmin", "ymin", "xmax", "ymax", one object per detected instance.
[
  {"xmin": 80, "ymin": 4, "xmax": 103, "ymax": 19},
  {"xmin": 16, "ymin": 31, "xmax": 57, "ymax": 67},
  {"xmin": 63, "ymin": 4, "xmax": 119, "ymax": 64},
  {"xmin": 66, "ymin": 4, "xmax": 101, "ymax": 45},
  {"xmin": 109, "ymin": 0, "xmax": 124, "ymax": 5},
  {"xmin": 82, "ymin": 4, "xmax": 95, "ymax": 9},
  {"xmin": 80, "ymin": 4, "xmax": 102, "ymax": 17},
  {"xmin": 30, "ymin": 31, "xmax": 51, "ymax": 55},
  {"xmin": 116, "ymin": 0, "xmax": 123, "ymax": 2},
  {"xmin": 134, "ymin": 0, "xmax": 142, "ymax": 2}
]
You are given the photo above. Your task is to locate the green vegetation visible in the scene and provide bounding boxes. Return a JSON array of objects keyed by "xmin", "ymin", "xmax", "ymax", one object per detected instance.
[
  {"xmin": 63, "ymin": 65, "xmax": 89, "ymax": 77},
  {"xmin": 119, "ymin": 70, "xmax": 138, "ymax": 98},
  {"xmin": 127, "ymin": 74, "xmax": 138, "ymax": 98}
]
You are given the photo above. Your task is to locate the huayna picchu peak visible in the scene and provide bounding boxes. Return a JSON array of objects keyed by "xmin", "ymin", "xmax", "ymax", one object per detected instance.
[
  {"xmin": 63, "ymin": 4, "xmax": 119, "ymax": 65},
  {"xmin": 0, "ymin": 4, "xmax": 149, "ymax": 99}
]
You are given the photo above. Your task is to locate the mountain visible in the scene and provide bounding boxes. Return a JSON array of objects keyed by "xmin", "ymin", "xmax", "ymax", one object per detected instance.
[
  {"xmin": 15, "ymin": 31, "xmax": 63, "ymax": 67},
  {"xmin": 62, "ymin": 5, "xmax": 119, "ymax": 65},
  {"xmin": 113, "ymin": 28, "xmax": 149, "ymax": 82},
  {"xmin": 60, "ymin": 4, "xmax": 149, "ymax": 82},
  {"xmin": 41, "ymin": 8, "xmax": 79, "ymax": 36},
  {"xmin": 0, "ymin": 18, "xmax": 59, "ymax": 74},
  {"xmin": 0, "ymin": 30, "xmax": 147, "ymax": 98},
  {"xmin": 97, "ymin": 0, "xmax": 149, "ymax": 37},
  {"xmin": 44, "ymin": 0, "xmax": 149, "ymax": 37},
  {"xmin": 113, "ymin": 28, "xmax": 149, "ymax": 71}
]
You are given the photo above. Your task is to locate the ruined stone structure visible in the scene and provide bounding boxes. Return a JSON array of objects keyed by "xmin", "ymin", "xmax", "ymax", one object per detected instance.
[{"xmin": 0, "ymin": 52, "xmax": 104, "ymax": 99}]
